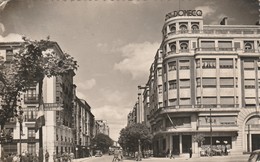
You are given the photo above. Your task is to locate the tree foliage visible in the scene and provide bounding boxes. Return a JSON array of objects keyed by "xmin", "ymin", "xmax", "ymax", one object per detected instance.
[
  {"xmin": 91, "ymin": 133, "xmax": 113, "ymax": 153},
  {"xmin": 118, "ymin": 123, "xmax": 152, "ymax": 153},
  {"xmin": 0, "ymin": 37, "xmax": 78, "ymax": 128},
  {"xmin": 193, "ymin": 134, "xmax": 205, "ymax": 147}
]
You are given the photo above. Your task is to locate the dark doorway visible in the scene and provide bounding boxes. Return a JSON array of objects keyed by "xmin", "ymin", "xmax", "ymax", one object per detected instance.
[
  {"xmin": 252, "ymin": 134, "xmax": 260, "ymax": 151},
  {"xmin": 182, "ymin": 135, "xmax": 192, "ymax": 153},
  {"xmin": 172, "ymin": 135, "xmax": 180, "ymax": 155}
]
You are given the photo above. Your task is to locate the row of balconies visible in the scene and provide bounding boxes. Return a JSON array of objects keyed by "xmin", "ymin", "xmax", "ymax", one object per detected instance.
[{"xmin": 164, "ymin": 29, "xmax": 260, "ymax": 39}]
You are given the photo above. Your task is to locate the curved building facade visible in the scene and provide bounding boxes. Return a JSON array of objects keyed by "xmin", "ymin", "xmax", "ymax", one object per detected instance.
[{"xmin": 148, "ymin": 10, "xmax": 260, "ymax": 157}]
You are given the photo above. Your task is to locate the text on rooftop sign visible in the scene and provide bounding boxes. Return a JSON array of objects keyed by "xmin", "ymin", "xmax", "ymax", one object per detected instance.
[{"xmin": 165, "ymin": 10, "xmax": 203, "ymax": 20}]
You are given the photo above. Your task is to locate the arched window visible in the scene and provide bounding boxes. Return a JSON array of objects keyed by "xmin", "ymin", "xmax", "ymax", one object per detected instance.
[
  {"xmin": 244, "ymin": 42, "xmax": 253, "ymax": 50},
  {"xmin": 179, "ymin": 24, "xmax": 188, "ymax": 34},
  {"xmin": 169, "ymin": 25, "xmax": 176, "ymax": 33},
  {"xmin": 170, "ymin": 44, "xmax": 176, "ymax": 52},
  {"xmin": 180, "ymin": 42, "xmax": 189, "ymax": 52},
  {"xmin": 191, "ymin": 24, "xmax": 199, "ymax": 33}
]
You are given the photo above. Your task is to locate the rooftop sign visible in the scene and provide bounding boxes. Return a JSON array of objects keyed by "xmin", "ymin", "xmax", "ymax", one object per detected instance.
[{"xmin": 165, "ymin": 10, "xmax": 203, "ymax": 20}]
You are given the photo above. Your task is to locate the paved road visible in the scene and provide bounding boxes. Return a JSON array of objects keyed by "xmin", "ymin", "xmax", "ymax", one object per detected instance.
[{"xmin": 73, "ymin": 154, "xmax": 249, "ymax": 162}]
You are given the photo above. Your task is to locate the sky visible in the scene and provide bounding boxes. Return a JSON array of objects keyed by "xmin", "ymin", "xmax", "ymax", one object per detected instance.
[{"xmin": 0, "ymin": 0, "xmax": 259, "ymax": 141}]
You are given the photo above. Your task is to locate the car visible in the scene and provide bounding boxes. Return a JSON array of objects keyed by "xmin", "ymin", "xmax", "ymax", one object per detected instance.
[
  {"xmin": 248, "ymin": 149, "xmax": 260, "ymax": 162},
  {"xmin": 95, "ymin": 150, "xmax": 103, "ymax": 157}
]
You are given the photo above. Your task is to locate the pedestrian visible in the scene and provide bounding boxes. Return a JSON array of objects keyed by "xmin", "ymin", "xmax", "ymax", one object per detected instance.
[
  {"xmin": 166, "ymin": 149, "xmax": 169, "ymax": 158},
  {"xmin": 189, "ymin": 147, "xmax": 192, "ymax": 158},
  {"xmin": 45, "ymin": 150, "xmax": 49, "ymax": 162},
  {"xmin": 224, "ymin": 145, "xmax": 228, "ymax": 155}
]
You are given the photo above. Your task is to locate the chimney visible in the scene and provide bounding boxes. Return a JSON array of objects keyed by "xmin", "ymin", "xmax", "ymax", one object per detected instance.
[{"xmin": 220, "ymin": 17, "xmax": 228, "ymax": 25}]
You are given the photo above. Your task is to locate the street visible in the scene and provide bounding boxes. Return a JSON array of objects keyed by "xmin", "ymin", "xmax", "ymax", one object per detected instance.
[{"xmin": 73, "ymin": 154, "xmax": 249, "ymax": 162}]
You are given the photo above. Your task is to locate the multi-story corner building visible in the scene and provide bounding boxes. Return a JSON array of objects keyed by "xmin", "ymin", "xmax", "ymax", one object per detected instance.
[
  {"xmin": 94, "ymin": 120, "xmax": 109, "ymax": 136},
  {"xmin": 72, "ymin": 91, "xmax": 95, "ymax": 158},
  {"xmin": 145, "ymin": 10, "xmax": 260, "ymax": 157},
  {"xmin": 0, "ymin": 41, "xmax": 79, "ymax": 161}
]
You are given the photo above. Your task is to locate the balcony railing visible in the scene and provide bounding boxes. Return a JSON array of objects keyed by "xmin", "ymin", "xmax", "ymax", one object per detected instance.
[
  {"xmin": 162, "ymin": 104, "xmax": 239, "ymax": 110},
  {"xmin": 24, "ymin": 94, "xmax": 39, "ymax": 104},
  {"xmin": 165, "ymin": 29, "xmax": 260, "ymax": 39}
]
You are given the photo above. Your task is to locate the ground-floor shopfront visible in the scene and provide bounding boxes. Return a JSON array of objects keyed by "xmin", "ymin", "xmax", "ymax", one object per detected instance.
[{"xmin": 153, "ymin": 132, "xmax": 236, "ymax": 157}]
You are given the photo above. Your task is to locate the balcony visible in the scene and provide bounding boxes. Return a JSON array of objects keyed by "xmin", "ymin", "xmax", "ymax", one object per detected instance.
[
  {"xmin": 165, "ymin": 29, "xmax": 260, "ymax": 40},
  {"xmin": 24, "ymin": 94, "xmax": 39, "ymax": 104}
]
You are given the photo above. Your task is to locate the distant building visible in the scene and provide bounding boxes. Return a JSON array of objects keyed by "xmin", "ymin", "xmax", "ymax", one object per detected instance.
[{"xmin": 72, "ymin": 86, "xmax": 95, "ymax": 158}]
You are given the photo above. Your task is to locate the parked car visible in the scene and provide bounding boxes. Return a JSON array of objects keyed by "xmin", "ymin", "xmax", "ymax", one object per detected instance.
[
  {"xmin": 95, "ymin": 150, "xmax": 103, "ymax": 157},
  {"xmin": 248, "ymin": 149, "xmax": 260, "ymax": 162}
]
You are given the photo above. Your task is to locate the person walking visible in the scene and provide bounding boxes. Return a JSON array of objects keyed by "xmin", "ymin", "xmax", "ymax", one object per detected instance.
[{"xmin": 45, "ymin": 151, "xmax": 49, "ymax": 162}]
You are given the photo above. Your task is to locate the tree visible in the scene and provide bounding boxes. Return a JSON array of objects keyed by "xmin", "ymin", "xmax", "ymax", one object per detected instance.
[
  {"xmin": 193, "ymin": 134, "xmax": 205, "ymax": 147},
  {"xmin": 118, "ymin": 123, "xmax": 152, "ymax": 154},
  {"xmin": 0, "ymin": 36, "xmax": 78, "ymax": 161},
  {"xmin": 0, "ymin": 36, "xmax": 78, "ymax": 128},
  {"xmin": 91, "ymin": 133, "xmax": 113, "ymax": 153}
]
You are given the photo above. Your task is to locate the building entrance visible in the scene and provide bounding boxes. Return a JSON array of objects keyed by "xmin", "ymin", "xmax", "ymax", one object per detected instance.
[
  {"xmin": 252, "ymin": 134, "xmax": 260, "ymax": 151},
  {"xmin": 182, "ymin": 135, "xmax": 192, "ymax": 153},
  {"xmin": 172, "ymin": 135, "xmax": 180, "ymax": 155}
]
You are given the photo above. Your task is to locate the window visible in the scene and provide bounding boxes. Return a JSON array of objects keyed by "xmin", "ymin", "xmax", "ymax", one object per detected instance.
[
  {"xmin": 202, "ymin": 78, "xmax": 216, "ymax": 88},
  {"xmin": 169, "ymin": 80, "xmax": 177, "ymax": 90},
  {"xmin": 234, "ymin": 42, "xmax": 240, "ymax": 49},
  {"xmin": 158, "ymin": 68, "xmax": 162, "ymax": 76},
  {"xmin": 244, "ymin": 61, "xmax": 254, "ymax": 70},
  {"xmin": 220, "ymin": 97, "xmax": 234, "ymax": 105},
  {"xmin": 196, "ymin": 59, "xmax": 200, "ymax": 68},
  {"xmin": 169, "ymin": 99, "xmax": 177, "ymax": 106},
  {"xmin": 179, "ymin": 23, "xmax": 188, "ymax": 33},
  {"xmin": 220, "ymin": 78, "xmax": 234, "ymax": 88},
  {"xmin": 202, "ymin": 97, "xmax": 217, "ymax": 105},
  {"xmin": 169, "ymin": 24, "xmax": 176, "ymax": 32},
  {"xmin": 28, "ymin": 128, "xmax": 36, "ymax": 138},
  {"xmin": 201, "ymin": 41, "xmax": 215, "ymax": 50},
  {"xmin": 180, "ymin": 79, "xmax": 190, "ymax": 88},
  {"xmin": 169, "ymin": 43, "xmax": 176, "ymax": 53},
  {"xmin": 164, "ymin": 82, "xmax": 167, "ymax": 91},
  {"xmin": 202, "ymin": 59, "xmax": 216, "ymax": 69},
  {"xmin": 220, "ymin": 59, "xmax": 233, "ymax": 68},
  {"xmin": 179, "ymin": 41, "xmax": 189, "ymax": 52},
  {"xmin": 218, "ymin": 41, "xmax": 232, "ymax": 51},
  {"xmin": 168, "ymin": 62, "xmax": 176, "ymax": 71},
  {"xmin": 191, "ymin": 24, "xmax": 199, "ymax": 32},
  {"xmin": 179, "ymin": 60, "xmax": 190, "ymax": 70},
  {"xmin": 28, "ymin": 143, "xmax": 36, "ymax": 154},
  {"xmin": 196, "ymin": 78, "xmax": 201, "ymax": 87},
  {"xmin": 158, "ymin": 85, "xmax": 162, "ymax": 93},
  {"xmin": 245, "ymin": 79, "xmax": 255, "ymax": 89},
  {"xmin": 244, "ymin": 41, "xmax": 254, "ymax": 51},
  {"xmin": 159, "ymin": 102, "xmax": 163, "ymax": 108},
  {"xmin": 180, "ymin": 98, "xmax": 191, "ymax": 105}
]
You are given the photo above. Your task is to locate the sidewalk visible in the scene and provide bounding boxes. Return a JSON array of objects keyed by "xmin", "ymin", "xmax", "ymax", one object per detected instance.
[{"xmin": 71, "ymin": 154, "xmax": 249, "ymax": 162}]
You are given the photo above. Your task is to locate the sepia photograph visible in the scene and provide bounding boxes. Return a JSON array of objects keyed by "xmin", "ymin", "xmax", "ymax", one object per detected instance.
[{"xmin": 0, "ymin": 0, "xmax": 260, "ymax": 162}]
